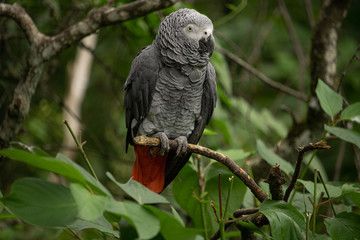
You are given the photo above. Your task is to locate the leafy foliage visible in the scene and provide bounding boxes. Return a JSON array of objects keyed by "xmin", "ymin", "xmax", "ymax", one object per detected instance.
[{"xmin": 260, "ymin": 200, "xmax": 306, "ymax": 240}]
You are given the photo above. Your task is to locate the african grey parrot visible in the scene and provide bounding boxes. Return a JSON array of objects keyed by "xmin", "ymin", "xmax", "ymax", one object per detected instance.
[{"xmin": 123, "ymin": 8, "xmax": 217, "ymax": 193}]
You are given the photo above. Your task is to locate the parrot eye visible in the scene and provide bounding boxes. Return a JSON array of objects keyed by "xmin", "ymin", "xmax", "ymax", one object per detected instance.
[{"xmin": 187, "ymin": 26, "xmax": 193, "ymax": 32}]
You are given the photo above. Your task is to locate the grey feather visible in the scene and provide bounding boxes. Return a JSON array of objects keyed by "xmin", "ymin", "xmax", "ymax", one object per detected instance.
[{"xmin": 123, "ymin": 8, "xmax": 217, "ymax": 190}]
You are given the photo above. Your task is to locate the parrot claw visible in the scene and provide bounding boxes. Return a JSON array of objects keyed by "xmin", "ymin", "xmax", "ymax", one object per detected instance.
[
  {"xmin": 175, "ymin": 136, "xmax": 188, "ymax": 156},
  {"xmin": 153, "ymin": 132, "xmax": 170, "ymax": 156}
]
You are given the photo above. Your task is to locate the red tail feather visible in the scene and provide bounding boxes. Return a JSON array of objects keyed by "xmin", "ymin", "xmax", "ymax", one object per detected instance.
[{"xmin": 132, "ymin": 144, "xmax": 168, "ymax": 193}]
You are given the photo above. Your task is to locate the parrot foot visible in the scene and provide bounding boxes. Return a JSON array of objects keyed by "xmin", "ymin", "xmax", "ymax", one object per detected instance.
[
  {"xmin": 152, "ymin": 132, "xmax": 170, "ymax": 156},
  {"xmin": 174, "ymin": 136, "xmax": 188, "ymax": 156}
]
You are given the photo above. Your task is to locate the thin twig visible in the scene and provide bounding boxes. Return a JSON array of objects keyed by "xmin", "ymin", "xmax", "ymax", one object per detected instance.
[
  {"xmin": 312, "ymin": 170, "xmax": 319, "ymax": 235},
  {"xmin": 217, "ymin": 46, "xmax": 307, "ymax": 102},
  {"xmin": 219, "ymin": 174, "xmax": 223, "ymax": 218},
  {"xmin": 338, "ymin": 44, "xmax": 360, "ymax": 93},
  {"xmin": 64, "ymin": 120, "xmax": 99, "ymax": 181},
  {"xmin": 277, "ymin": 0, "xmax": 307, "ymax": 65},
  {"xmin": 209, "ymin": 208, "xmax": 259, "ymax": 240},
  {"xmin": 284, "ymin": 141, "xmax": 330, "ymax": 202},
  {"xmin": 133, "ymin": 135, "xmax": 269, "ymax": 202},
  {"xmin": 316, "ymin": 169, "xmax": 336, "ymax": 216},
  {"xmin": 303, "ymin": 0, "xmax": 315, "ymax": 29}
]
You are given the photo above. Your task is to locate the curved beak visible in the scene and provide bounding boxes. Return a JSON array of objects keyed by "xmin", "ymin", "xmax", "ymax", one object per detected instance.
[{"xmin": 198, "ymin": 34, "xmax": 215, "ymax": 57}]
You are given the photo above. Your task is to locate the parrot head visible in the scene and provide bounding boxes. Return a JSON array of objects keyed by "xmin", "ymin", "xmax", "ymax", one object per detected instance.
[{"xmin": 155, "ymin": 8, "xmax": 215, "ymax": 66}]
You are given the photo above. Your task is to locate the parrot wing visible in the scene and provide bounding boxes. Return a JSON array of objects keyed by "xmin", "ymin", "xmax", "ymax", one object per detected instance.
[
  {"xmin": 163, "ymin": 62, "xmax": 217, "ymax": 188},
  {"xmin": 123, "ymin": 45, "xmax": 160, "ymax": 152}
]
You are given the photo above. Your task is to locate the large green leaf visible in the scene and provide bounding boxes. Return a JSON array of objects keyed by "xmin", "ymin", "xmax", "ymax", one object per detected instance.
[
  {"xmin": 67, "ymin": 216, "xmax": 119, "ymax": 237},
  {"xmin": 106, "ymin": 172, "xmax": 169, "ymax": 205},
  {"xmin": 340, "ymin": 102, "xmax": 360, "ymax": 123},
  {"xmin": 69, "ymin": 183, "xmax": 110, "ymax": 221},
  {"xmin": 325, "ymin": 125, "xmax": 360, "ymax": 149},
  {"xmin": 2, "ymin": 178, "xmax": 77, "ymax": 228},
  {"xmin": 0, "ymin": 148, "xmax": 110, "ymax": 196},
  {"xmin": 0, "ymin": 149, "xmax": 84, "ymax": 184},
  {"xmin": 260, "ymin": 200, "xmax": 306, "ymax": 240},
  {"xmin": 106, "ymin": 199, "xmax": 160, "ymax": 239},
  {"xmin": 256, "ymin": 140, "xmax": 294, "ymax": 174},
  {"xmin": 315, "ymin": 79, "xmax": 343, "ymax": 118},
  {"xmin": 297, "ymin": 179, "xmax": 342, "ymax": 199},
  {"xmin": 145, "ymin": 205, "xmax": 201, "ymax": 240},
  {"xmin": 324, "ymin": 212, "xmax": 360, "ymax": 239}
]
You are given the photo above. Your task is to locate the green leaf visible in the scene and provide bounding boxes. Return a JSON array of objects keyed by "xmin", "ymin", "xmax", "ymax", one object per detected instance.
[
  {"xmin": 325, "ymin": 212, "xmax": 360, "ymax": 239},
  {"xmin": 216, "ymin": 148, "xmax": 250, "ymax": 166},
  {"xmin": 171, "ymin": 206, "xmax": 185, "ymax": 227},
  {"xmin": 106, "ymin": 199, "xmax": 160, "ymax": 239},
  {"xmin": 340, "ymin": 102, "xmax": 360, "ymax": 123},
  {"xmin": 297, "ymin": 179, "xmax": 342, "ymax": 199},
  {"xmin": 236, "ymin": 220, "xmax": 272, "ymax": 239},
  {"xmin": 341, "ymin": 184, "xmax": 360, "ymax": 208},
  {"xmin": 206, "ymin": 171, "xmax": 247, "ymax": 217},
  {"xmin": 106, "ymin": 172, "xmax": 169, "ymax": 205},
  {"xmin": 0, "ymin": 149, "xmax": 84, "ymax": 184},
  {"xmin": 172, "ymin": 164, "xmax": 218, "ymax": 233},
  {"xmin": 256, "ymin": 140, "xmax": 294, "ymax": 174},
  {"xmin": 315, "ymin": 79, "xmax": 343, "ymax": 118},
  {"xmin": 69, "ymin": 183, "xmax": 110, "ymax": 221},
  {"xmin": 203, "ymin": 128, "xmax": 218, "ymax": 135},
  {"xmin": 145, "ymin": 205, "xmax": 201, "ymax": 240},
  {"xmin": 325, "ymin": 125, "xmax": 360, "ymax": 149},
  {"xmin": 3, "ymin": 178, "xmax": 77, "ymax": 228},
  {"xmin": 0, "ymin": 149, "xmax": 110, "ymax": 196},
  {"xmin": 55, "ymin": 153, "xmax": 111, "ymax": 196},
  {"xmin": 67, "ymin": 216, "xmax": 119, "ymax": 237},
  {"xmin": 260, "ymin": 200, "xmax": 306, "ymax": 240}
]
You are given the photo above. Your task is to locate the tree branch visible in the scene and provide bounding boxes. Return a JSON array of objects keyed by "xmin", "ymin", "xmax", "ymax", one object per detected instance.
[
  {"xmin": 283, "ymin": 141, "xmax": 330, "ymax": 202},
  {"xmin": 133, "ymin": 135, "xmax": 269, "ymax": 202},
  {"xmin": 217, "ymin": 46, "xmax": 307, "ymax": 102},
  {"xmin": 264, "ymin": 163, "xmax": 286, "ymax": 200},
  {"xmin": 0, "ymin": 3, "xmax": 45, "ymax": 45},
  {"xmin": 0, "ymin": 0, "xmax": 178, "ymax": 148}
]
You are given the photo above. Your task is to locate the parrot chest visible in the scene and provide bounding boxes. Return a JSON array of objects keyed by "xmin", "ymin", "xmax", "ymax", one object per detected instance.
[{"xmin": 139, "ymin": 67, "xmax": 206, "ymax": 139}]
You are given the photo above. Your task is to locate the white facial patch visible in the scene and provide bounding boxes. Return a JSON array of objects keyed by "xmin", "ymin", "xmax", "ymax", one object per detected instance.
[{"xmin": 183, "ymin": 24, "xmax": 213, "ymax": 41}]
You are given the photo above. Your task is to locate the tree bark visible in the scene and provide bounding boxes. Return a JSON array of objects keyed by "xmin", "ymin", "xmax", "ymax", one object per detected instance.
[
  {"xmin": 276, "ymin": 0, "xmax": 353, "ymax": 163},
  {"xmin": 306, "ymin": 0, "xmax": 353, "ymax": 137}
]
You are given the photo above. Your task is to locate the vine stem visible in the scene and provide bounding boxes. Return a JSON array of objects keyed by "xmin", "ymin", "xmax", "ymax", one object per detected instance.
[
  {"xmin": 312, "ymin": 170, "xmax": 318, "ymax": 236},
  {"xmin": 316, "ymin": 169, "xmax": 337, "ymax": 217},
  {"xmin": 64, "ymin": 120, "xmax": 98, "ymax": 181},
  {"xmin": 196, "ymin": 155, "xmax": 209, "ymax": 240}
]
